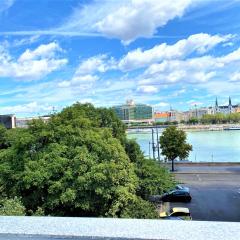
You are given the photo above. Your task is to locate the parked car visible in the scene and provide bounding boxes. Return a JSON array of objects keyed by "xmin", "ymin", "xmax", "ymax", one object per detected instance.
[
  {"xmin": 148, "ymin": 185, "xmax": 190, "ymax": 203},
  {"xmin": 161, "ymin": 189, "xmax": 192, "ymax": 202},
  {"xmin": 163, "ymin": 185, "xmax": 190, "ymax": 193},
  {"xmin": 175, "ymin": 185, "xmax": 190, "ymax": 192},
  {"xmin": 160, "ymin": 207, "xmax": 192, "ymax": 220}
]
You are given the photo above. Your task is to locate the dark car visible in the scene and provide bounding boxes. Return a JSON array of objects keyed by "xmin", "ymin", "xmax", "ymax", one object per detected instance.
[
  {"xmin": 175, "ymin": 185, "xmax": 190, "ymax": 192},
  {"xmin": 161, "ymin": 189, "xmax": 192, "ymax": 202},
  {"xmin": 163, "ymin": 185, "xmax": 190, "ymax": 194}
]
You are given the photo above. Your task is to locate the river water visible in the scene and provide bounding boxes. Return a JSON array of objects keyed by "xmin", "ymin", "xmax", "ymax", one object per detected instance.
[{"xmin": 127, "ymin": 130, "xmax": 240, "ymax": 162}]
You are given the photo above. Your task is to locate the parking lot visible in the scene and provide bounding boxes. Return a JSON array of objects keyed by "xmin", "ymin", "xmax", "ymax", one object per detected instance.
[{"xmin": 167, "ymin": 164, "xmax": 240, "ymax": 222}]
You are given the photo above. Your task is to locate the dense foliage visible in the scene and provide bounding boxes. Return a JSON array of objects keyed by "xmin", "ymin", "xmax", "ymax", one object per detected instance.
[
  {"xmin": 0, "ymin": 197, "xmax": 25, "ymax": 216},
  {"xmin": 0, "ymin": 103, "xmax": 174, "ymax": 217},
  {"xmin": 160, "ymin": 126, "xmax": 192, "ymax": 171},
  {"xmin": 200, "ymin": 113, "xmax": 240, "ymax": 124}
]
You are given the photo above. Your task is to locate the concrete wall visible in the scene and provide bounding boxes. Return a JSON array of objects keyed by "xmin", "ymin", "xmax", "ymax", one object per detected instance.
[{"xmin": 0, "ymin": 216, "xmax": 239, "ymax": 240}]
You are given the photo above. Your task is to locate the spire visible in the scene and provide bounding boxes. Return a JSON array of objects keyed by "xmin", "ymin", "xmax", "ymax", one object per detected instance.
[
  {"xmin": 229, "ymin": 96, "xmax": 232, "ymax": 106},
  {"xmin": 215, "ymin": 97, "xmax": 218, "ymax": 107}
]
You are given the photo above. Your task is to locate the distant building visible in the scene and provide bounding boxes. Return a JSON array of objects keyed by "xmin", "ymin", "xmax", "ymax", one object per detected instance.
[
  {"xmin": 0, "ymin": 114, "xmax": 16, "ymax": 129},
  {"xmin": 214, "ymin": 97, "xmax": 240, "ymax": 114},
  {"xmin": 168, "ymin": 110, "xmax": 184, "ymax": 122},
  {"xmin": 113, "ymin": 100, "xmax": 153, "ymax": 124},
  {"xmin": 154, "ymin": 112, "xmax": 170, "ymax": 122},
  {"xmin": 185, "ymin": 107, "xmax": 212, "ymax": 120},
  {"xmin": 16, "ymin": 116, "xmax": 50, "ymax": 128}
]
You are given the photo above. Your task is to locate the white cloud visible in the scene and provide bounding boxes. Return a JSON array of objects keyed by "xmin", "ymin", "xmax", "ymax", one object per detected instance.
[
  {"xmin": 18, "ymin": 42, "xmax": 61, "ymax": 62},
  {"xmin": 0, "ymin": 0, "xmax": 14, "ymax": 13},
  {"xmin": 0, "ymin": 42, "xmax": 67, "ymax": 80},
  {"xmin": 76, "ymin": 55, "xmax": 116, "ymax": 75},
  {"xmin": 57, "ymin": 54, "xmax": 116, "ymax": 90},
  {"xmin": 58, "ymin": 74, "xmax": 99, "ymax": 89},
  {"xmin": 201, "ymin": 81, "xmax": 240, "ymax": 95},
  {"xmin": 12, "ymin": 35, "xmax": 40, "ymax": 47},
  {"xmin": 137, "ymin": 85, "xmax": 158, "ymax": 93},
  {"xmin": 53, "ymin": 0, "xmax": 194, "ymax": 43},
  {"xmin": 58, "ymin": 56, "xmax": 103, "ymax": 90},
  {"xmin": 140, "ymin": 47, "xmax": 240, "ymax": 86},
  {"xmin": 119, "ymin": 33, "xmax": 233, "ymax": 71},
  {"xmin": 0, "ymin": 101, "xmax": 52, "ymax": 114},
  {"xmin": 154, "ymin": 102, "xmax": 169, "ymax": 107},
  {"xmin": 95, "ymin": 0, "xmax": 193, "ymax": 44},
  {"xmin": 230, "ymin": 72, "xmax": 240, "ymax": 82},
  {"xmin": 171, "ymin": 88, "xmax": 186, "ymax": 97}
]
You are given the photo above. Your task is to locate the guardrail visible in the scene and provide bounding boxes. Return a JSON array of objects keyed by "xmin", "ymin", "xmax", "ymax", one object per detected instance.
[{"xmin": 0, "ymin": 216, "xmax": 239, "ymax": 240}]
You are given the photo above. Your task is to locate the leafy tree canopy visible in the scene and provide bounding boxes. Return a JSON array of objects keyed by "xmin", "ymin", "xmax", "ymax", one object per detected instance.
[
  {"xmin": 0, "ymin": 197, "xmax": 25, "ymax": 216},
  {"xmin": 0, "ymin": 103, "xmax": 174, "ymax": 217},
  {"xmin": 160, "ymin": 126, "xmax": 192, "ymax": 171}
]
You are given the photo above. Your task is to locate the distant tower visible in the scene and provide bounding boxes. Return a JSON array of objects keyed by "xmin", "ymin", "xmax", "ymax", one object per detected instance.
[
  {"xmin": 229, "ymin": 96, "xmax": 232, "ymax": 113},
  {"xmin": 215, "ymin": 97, "xmax": 218, "ymax": 113}
]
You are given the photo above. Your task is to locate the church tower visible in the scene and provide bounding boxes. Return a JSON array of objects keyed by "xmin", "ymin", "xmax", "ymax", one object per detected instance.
[
  {"xmin": 215, "ymin": 97, "xmax": 218, "ymax": 113},
  {"xmin": 229, "ymin": 96, "xmax": 232, "ymax": 113}
]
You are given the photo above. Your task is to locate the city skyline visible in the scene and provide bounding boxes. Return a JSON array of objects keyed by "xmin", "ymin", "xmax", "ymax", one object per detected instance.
[{"xmin": 1, "ymin": 1, "xmax": 240, "ymax": 116}]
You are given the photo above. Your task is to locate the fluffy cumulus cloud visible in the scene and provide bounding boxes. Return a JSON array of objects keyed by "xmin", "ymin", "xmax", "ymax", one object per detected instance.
[
  {"xmin": 57, "ymin": 54, "xmax": 118, "ymax": 91},
  {"xmin": 119, "ymin": 33, "xmax": 233, "ymax": 71},
  {"xmin": 58, "ymin": 0, "xmax": 193, "ymax": 43},
  {"xmin": 0, "ymin": 42, "xmax": 67, "ymax": 80},
  {"xmin": 95, "ymin": 0, "xmax": 193, "ymax": 44},
  {"xmin": 58, "ymin": 74, "xmax": 98, "ymax": 89},
  {"xmin": 57, "ymin": 56, "xmax": 105, "ymax": 90},
  {"xmin": 137, "ymin": 45, "xmax": 240, "ymax": 87},
  {"xmin": 53, "ymin": 32, "xmax": 238, "ymax": 98},
  {"xmin": 75, "ymin": 55, "xmax": 116, "ymax": 75}
]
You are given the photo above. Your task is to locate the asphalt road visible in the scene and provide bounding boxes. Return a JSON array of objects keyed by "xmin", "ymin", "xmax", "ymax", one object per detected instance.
[{"xmin": 170, "ymin": 167, "xmax": 240, "ymax": 222}]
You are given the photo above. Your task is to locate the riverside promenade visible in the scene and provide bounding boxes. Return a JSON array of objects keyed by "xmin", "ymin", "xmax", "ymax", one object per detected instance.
[
  {"xmin": 166, "ymin": 162, "xmax": 240, "ymax": 222},
  {"xmin": 127, "ymin": 123, "xmax": 240, "ymax": 132}
]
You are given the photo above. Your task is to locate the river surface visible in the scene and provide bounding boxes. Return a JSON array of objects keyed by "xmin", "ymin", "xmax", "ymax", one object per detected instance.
[{"xmin": 127, "ymin": 130, "xmax": 240, "ymax": 162}]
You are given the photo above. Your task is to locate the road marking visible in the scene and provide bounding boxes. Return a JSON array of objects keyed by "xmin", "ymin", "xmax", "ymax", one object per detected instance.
[{"xmin": 196, "ymin": 174, "xmax": 202, "ymax": 181}]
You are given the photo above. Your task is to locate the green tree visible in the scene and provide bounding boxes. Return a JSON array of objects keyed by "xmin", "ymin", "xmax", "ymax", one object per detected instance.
[
  {"xmin": 188, "ymin": 117, "xmax": 198, "ymax": 125},
  {"xmin": 160, "ymin": 126, "xmax": 192, "ymax": 172},
  {"xmin": 0, "ymin": 197, "xmax": 25, "ymax": 216},
  {"xmin": 125, "ymin": 139, "xmax": 175, "ymax": 198},
  {"xmin": 0, "ymin": 103, "xmax": 175, "ymax": 218}
]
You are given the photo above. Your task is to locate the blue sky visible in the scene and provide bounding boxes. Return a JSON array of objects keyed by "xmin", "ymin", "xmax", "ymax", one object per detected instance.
[{"xmin": 1, "ymin": 0, "xmax": 240, "ymax": 116}]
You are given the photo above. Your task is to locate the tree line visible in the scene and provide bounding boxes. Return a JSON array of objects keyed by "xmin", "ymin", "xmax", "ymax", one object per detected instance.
[
  {"xmin": 153, "ymin": 113, "xmax": 240, "ymax": 126},
  {"xmin": 185, "ymin": 113, "xmax": 240, "ymax": 125}
]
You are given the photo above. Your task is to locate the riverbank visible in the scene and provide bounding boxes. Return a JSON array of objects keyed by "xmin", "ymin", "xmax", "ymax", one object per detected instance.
[
  {"xmin": 127, "ymin": 123, "xmax": 240, "ymax": 132},
  {"xmin": 178, "ymin": 124, "xmax": 240, "ymax": 131}
]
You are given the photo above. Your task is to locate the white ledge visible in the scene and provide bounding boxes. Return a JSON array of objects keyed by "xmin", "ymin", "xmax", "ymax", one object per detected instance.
[{"xmin": 0, "ymin": 217, "xmax": 239, "ymax": 240}]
